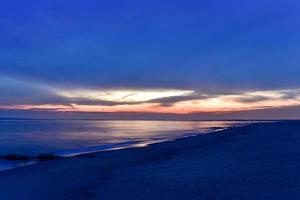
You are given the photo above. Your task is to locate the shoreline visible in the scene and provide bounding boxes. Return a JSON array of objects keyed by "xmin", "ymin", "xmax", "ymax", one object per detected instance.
[
  {"xmin": 1, "ymin": 121, "xmax": 299, "ymax": 199},
  {"xmin": 0, "ymin": 125, "xmax": 239, "ymax": 173}
]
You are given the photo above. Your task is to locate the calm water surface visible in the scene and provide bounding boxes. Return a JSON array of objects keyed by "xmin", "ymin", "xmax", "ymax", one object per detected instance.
[{"xmin": 0, "ymin": 120, "xmax": 249, "ymax": 156}]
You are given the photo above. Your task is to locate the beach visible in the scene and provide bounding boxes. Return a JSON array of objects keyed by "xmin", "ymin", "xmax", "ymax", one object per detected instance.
[{"xmin": 1, "ymin": 121, "xmax": 300, "ymax": 199}]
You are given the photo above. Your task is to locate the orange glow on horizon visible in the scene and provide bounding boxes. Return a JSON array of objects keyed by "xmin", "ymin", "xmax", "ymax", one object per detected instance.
[{"xmin": 2, "ymin": 89, "xmax": 300, "ymax": 114}]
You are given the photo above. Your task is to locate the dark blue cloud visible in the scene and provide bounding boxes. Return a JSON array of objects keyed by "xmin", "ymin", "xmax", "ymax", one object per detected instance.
[
  {"xmin": 0, "ymin": 78, "xmax": 211, "ymax": 106},
  {"xmin": 234, "ymin": 95, "xmax": 272, "ymax": 103}
]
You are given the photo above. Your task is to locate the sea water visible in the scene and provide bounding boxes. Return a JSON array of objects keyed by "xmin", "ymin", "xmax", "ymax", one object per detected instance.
[{"xmin": 0, "ymin": 119, "xmax": 251, "ymax": 171}]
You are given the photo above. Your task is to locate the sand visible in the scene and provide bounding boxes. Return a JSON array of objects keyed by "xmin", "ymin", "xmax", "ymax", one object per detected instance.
[{"xmin": 1, "ymin": 121, "xmax": 300, "ymax": 200}]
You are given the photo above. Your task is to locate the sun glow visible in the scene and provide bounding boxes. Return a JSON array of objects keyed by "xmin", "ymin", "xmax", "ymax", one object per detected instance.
[
  {"xmin": 2, "ymin": 88, "xmax": 300, "ymax": 114},
  {"xmin": 57, "ymin": 89, "xmax": 194, "ymax": 102}
]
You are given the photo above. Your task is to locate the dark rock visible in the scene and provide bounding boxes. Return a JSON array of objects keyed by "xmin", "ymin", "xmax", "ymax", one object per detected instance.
[
  {"xmin": 36, "ymin": 154, "xmax": 57, "ymax": 160},
  {"xmin": 5, "ymin": 154, "xmax": 30, "ymax": 161}
]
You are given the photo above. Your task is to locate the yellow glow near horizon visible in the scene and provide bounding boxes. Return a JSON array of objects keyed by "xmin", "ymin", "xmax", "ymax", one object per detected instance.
[
  {"xmin": 3, "ymin": 88, "xmax": 300, "ymax": 114},
  {"xmin": 57, "ymin": 89, "xmax": 194, "ymax": 102}
]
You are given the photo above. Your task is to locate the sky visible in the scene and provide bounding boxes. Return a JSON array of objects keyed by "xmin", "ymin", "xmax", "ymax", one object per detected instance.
[{"xmin": 0, "ymin": 0, "xmax": 300, "ymax": 119}]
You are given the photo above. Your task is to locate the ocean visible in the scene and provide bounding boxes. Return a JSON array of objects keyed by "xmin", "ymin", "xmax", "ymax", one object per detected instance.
[{"xmin": 0, "ymin": 119, "xmax": 251, "ymax": 171}]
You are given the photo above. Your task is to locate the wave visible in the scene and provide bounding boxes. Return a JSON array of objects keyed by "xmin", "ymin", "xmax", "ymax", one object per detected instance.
[
  {"xmin": 0, "ymin": 126, "xmax": 247, "ymax": 172},
  {"xmin": 56, "ymin": 140, "xmax": 152, "ymax": 157},
  {"xmin": 0, "ymin": 140, "xmax": 157, "ymax": 172},
  {"xmin": 0, "ymin": 160, "xmax": 37, "ymax": 172}
]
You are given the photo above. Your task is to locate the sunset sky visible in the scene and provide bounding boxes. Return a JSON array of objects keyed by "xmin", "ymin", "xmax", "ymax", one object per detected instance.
[{"xmin": 0, "ymin": 0, "xmax": 300, "ymax": 119}]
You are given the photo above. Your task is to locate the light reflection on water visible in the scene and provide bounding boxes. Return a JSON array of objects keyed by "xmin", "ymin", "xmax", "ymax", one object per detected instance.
[{"xmin": 0, "ymin": 120, "xmax": 249, "ymax": 156}]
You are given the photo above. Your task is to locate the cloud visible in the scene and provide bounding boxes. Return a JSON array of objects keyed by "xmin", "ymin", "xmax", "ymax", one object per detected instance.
[
  {"xmin": 148, "ymin": 93, "xmax": 212, "ymax": 106},
  {"xmin": 230, "ymin": 89, "xmax": 300, "ymax": 104},
  {"xmin": 1, "ymin": 77, "xmax": 300, "ymax": 116},
  {"xmin": 0, "ymin": 77, "xmax": 68, "ymax": 105},
  {"xmin": 2, "ymin": 105, "xmax": 300, "ymax": 120},
  {"xmin": 234, "ymin": 95, "xmax": 273, "ymax": 103},
  {"xmin": 0, "ymin": 77, "xmax": 197, "ymax": 107},
  {"xmin": 279, "ymin": 90, "xmax": 300, "ymax": 100}
]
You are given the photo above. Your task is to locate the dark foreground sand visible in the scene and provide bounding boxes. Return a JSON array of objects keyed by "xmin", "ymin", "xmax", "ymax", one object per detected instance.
[{"xmin": 1, "ymin": 121, "xmax": 300, "ymax": 200}]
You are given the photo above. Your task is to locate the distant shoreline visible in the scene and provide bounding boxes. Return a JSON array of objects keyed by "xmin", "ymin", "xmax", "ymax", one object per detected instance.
[{"xmin": 0, "ymin": 118, "xmax": 287, "ymax": 121}]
